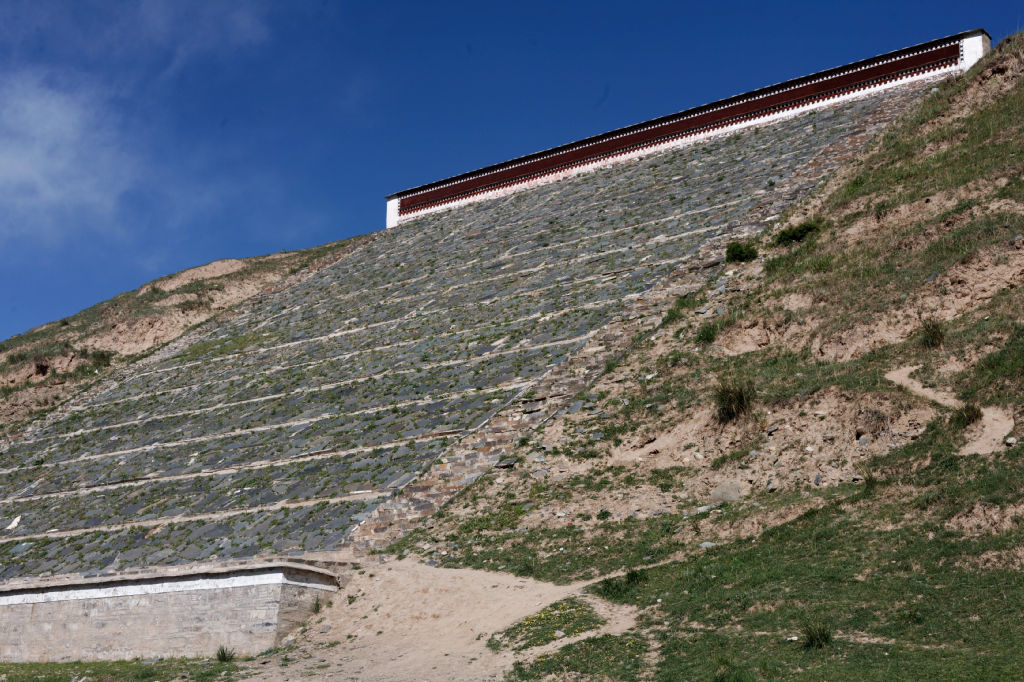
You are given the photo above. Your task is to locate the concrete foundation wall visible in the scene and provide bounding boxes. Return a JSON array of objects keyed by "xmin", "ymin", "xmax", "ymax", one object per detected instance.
[{"xmin": 0, "ymin": 562, "xmax": 339, "ymax": 662}]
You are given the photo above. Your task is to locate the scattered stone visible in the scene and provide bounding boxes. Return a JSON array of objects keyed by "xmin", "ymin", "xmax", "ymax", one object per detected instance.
[
  {"xmin": 858, "ymin": 434, "xmax": 872, "ymax": 446},
  {"xmin": 320, "ymin": 625, "xmax": 331, "ymax": 633},
  {"xmin": 813, "ymin": 473, "xmax": 823, "ymax": 486},
  {"xmin": 710, "ymin": 480, "xmax": 748, "ymax": 503},
  {"xmin": 554, "ymin": 630, "xmax": 566, "ymax": 639},
  {"xmin": 699, "ymin": 541, "xmax": 716, "ymax": 549},
  {"xmin": 495, "ymin": 457, "xmax": 518, "ymax": 469},
  {"xmin": 1007, "ymin": 437, "xmax": 1018, "ymax": 446}
]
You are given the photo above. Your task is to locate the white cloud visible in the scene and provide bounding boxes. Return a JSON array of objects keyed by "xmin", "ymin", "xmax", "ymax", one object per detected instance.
[
  {"xmin": 0, "ymin": 2, "xmax": 279, "ymax": 246},
  {"xmin": 0, "ymin": 72, "xmax": 138, "ymax": 242},
  {"xmin": 0, "ymin": 1, "xmax": 273, "ymax": 77},
  {"xmin": 137, "ymin": 0, "xmax": 272, "ymax": 77}
]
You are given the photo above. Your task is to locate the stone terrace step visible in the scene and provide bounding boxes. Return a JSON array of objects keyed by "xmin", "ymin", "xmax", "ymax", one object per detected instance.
[{"xmin": 0, "ymin": 82, "xmax": 931, "ymax": 581}]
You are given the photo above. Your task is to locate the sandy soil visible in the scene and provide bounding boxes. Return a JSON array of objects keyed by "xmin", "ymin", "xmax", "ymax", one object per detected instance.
[
  {"xmin": 141, "ymin": 259, "xmax": 246, "ymax": 294},
  {"xmin": 885, "ymin": 365, "xmax": 1014, "ymax": 456},
  {"xmin": 240, "ymin": 557, "xmax": 636, "ymax": 681}
]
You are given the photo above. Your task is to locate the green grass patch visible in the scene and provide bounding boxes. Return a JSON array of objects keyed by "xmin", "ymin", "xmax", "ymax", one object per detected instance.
[
  {"xmin": 661, "ymin": 292, "xmax": 702, "ymax": 326},
  {"xmin": 488, "ymin": 597, "xmax": 604, "ymax": 651},
  {"xmin": 506, "ymin": 634, "xmax": 647, "ymax": 681},
  {"xmin": 0, "ymin": 659, "xmax": 237, "ymax": 682},
  {"xmin": 178, "ymin": 332, "xmax": 264, "ymax": 362}
]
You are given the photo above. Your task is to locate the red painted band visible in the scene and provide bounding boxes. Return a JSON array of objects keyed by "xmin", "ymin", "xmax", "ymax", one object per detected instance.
[{"xmin": 397, "ymin": 42, "xmax": 959, "ymax": 216}]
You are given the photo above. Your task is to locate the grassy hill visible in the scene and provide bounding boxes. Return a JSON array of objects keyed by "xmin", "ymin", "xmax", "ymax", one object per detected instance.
[
  {"xmin": 0, "ymin": 236, "xmax": 370, "ymax": 439},
  {"xmin": 384, "ymin": 31, "xmax": 1024, "ymax": 680}
]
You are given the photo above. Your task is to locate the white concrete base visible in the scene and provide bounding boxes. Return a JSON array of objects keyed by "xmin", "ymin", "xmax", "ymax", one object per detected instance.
[{"xmin": 0, "ymin": 561, "xmax": 340, "ymax": 662}]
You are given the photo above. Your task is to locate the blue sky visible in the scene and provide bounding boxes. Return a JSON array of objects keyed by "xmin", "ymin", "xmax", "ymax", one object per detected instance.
[{"xmin": 0, "ymin": 1, "xmax": 1020, "ymax": 342}]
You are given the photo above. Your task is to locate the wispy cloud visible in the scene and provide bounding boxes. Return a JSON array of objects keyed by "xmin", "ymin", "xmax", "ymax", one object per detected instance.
[
  {"xmin": 0, "ymin": 71, "xmax": 138, "ymax": 243},
  {"xmin": 0, "ymin": 1, "xmax": 277, "ymax": 247},
  {"xmin": 137, "ymin": 0, "xmax": 272, "ymax": 77},
  {"xmin": 0, "ymin": 1, "xmax": 272, "ymax": 72}
]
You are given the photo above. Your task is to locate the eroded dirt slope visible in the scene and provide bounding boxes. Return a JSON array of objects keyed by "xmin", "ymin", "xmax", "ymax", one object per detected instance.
[{"xmin": 0, "ymin": 235, "xmax": 370, "ymax": 438}]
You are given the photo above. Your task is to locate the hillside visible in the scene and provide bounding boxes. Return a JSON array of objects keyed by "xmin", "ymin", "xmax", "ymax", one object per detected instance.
[
  {"xmin": 0, "ymin": 70, "xmax": 924, "ymax": 583},
  {"xmin": 0, "ymin": 29, "xmax": 1018, "ymax": 682},
  {"xmin": 0, "ymin": 237, "xmax": 370, "ymax": 437},
  {"xmin": 319, "ymin": 32, "xmax": 1021, "ymax": 680}
]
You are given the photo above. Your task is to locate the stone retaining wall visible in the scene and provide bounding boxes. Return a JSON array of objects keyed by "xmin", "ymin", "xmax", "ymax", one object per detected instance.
[{"xmin": 0, "ymin": 561, "xmax": 339, "ymax": 662}]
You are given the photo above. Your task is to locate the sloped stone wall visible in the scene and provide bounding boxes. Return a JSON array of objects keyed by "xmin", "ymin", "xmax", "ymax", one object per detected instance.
[{"xmin": 0, "ymin": 80, "xmax": 933, "ymax": 582}]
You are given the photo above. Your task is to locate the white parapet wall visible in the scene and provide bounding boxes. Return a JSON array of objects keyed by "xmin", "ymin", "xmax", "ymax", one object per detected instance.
[
  {"xmin": 962, "ymin": 31, "xmax": 991, "ymax": 70},
  {"xmin": 0, "ymin": 561, "xmax": 340, "ymax": 662},
  {"xmin": 386, "ymin": 197, "xmax": 401, "ymax": 229}
]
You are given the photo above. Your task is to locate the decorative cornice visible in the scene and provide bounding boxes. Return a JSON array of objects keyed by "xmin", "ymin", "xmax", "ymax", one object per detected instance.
[{"xmin": 387, "ymin": 29, "xmax": 989, "ymax": 225}]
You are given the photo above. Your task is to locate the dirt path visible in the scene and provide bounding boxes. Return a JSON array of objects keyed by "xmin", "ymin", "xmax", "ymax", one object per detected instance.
[
  {"xmin": 885, "ymin": 365, "xmax": 1013, "ymax": 455},
  {"xmin": 239, "ymin": 557, "xmax": 637, "ymax": 682}
]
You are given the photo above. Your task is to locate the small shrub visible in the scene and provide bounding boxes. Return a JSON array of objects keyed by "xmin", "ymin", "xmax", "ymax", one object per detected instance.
[
  {"xmin": 593, "ymin": 569, "xmax": 648, "ymax": 600},
  {"xmin": 919, "ymin": 318, "xmax": 945, "ymax": 348},
  {"xmin": 714, "ymin": 379, "xmax": 755, "ymax": 423},
  {"xmin": 801, "ymin": 620, "xmax": 833, "ymax": 649},
  {"xmin": 774, "ymin": 216, "xmax": 828, "ymax": 245},
  {"xmin": 312, "ymin": 595, "xmax": 322, "ymax": 614},
  {"xmin": 725, "ymin": 240, "xmax": 758, "ymax": 263},
  {"xmin": 596, "ymin": 509, "xmax": 612, "ymax": 521},
  {"xmin": 949, "ymin": 403, "xmax": 983, "ymax": 430},
  {"xmin": 89, "ymin": 350, "xmax": 115, "ymax": 368},
  {"xmin": 216, "ymin": 645, "xmax": 236, "ymax": 662}
]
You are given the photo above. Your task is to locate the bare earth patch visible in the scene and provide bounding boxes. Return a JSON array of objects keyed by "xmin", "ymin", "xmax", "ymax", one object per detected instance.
[
  {"xmin": 813, "ymin": 237, "xmax": 1024, "ymax": 362},
  {"xmin": 886, "ymin": 365, "xmax": 1014, "ymax": 456},
  {"xmin": 240, "ymin": 558, "xmax": 636, "ymax": 682},
  {"xmin": 946, "ymin": 502, "xmax": 1024, "ymax": 537},
  {"xmin": 140, "ymin": 258, "xmax": 246, "ymax": 294}
]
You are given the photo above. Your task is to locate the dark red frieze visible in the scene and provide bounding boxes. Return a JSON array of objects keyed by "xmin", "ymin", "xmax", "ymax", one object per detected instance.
[{"xmin": 390, "ymin": 30, "xmax": 985, "ymax": 217}]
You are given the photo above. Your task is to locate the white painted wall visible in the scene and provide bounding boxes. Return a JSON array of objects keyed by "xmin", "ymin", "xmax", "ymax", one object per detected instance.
[
  {"xmin": 961, "ymin": 32, "xmax": 991, "ymax": 71},
  {"xmin": 386, "ymin": 197, "xmax": 401, "ymax": 228}
]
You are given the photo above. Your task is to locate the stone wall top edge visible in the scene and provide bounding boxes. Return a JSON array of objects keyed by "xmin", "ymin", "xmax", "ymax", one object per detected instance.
[{"xmin": 0, "ymin": 557, "xmax": 342, "ymax": 594}]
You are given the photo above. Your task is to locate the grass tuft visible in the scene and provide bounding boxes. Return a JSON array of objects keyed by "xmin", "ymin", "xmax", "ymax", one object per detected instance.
[
  {"xmin": 593, "ymin": 569, "xmax": 648, "ymax": 601},
  {"xmin": 714, "ymin": 379, "xmax": 755, "ymax": 423},
  {"xmin": 696, "ymin": 320, "xmax": 722, "ymax": 344},
  {"xmin": 919, "ymin": 318, "xmax": 945, "ymax": 348},
  {"xmin": 949, "ymin": 403, "xmax": 983, "ymax": 430},
  {"xmin": 801, "ymin": 620, "xmax": 834, "ymax": 649},
  {"xmin": 215, "ymin": 645, "xmax": 236, "ymax": 663},
  {"xmin": 775, "ymin": 216, "xmax": 829, "ymax": 245}
]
